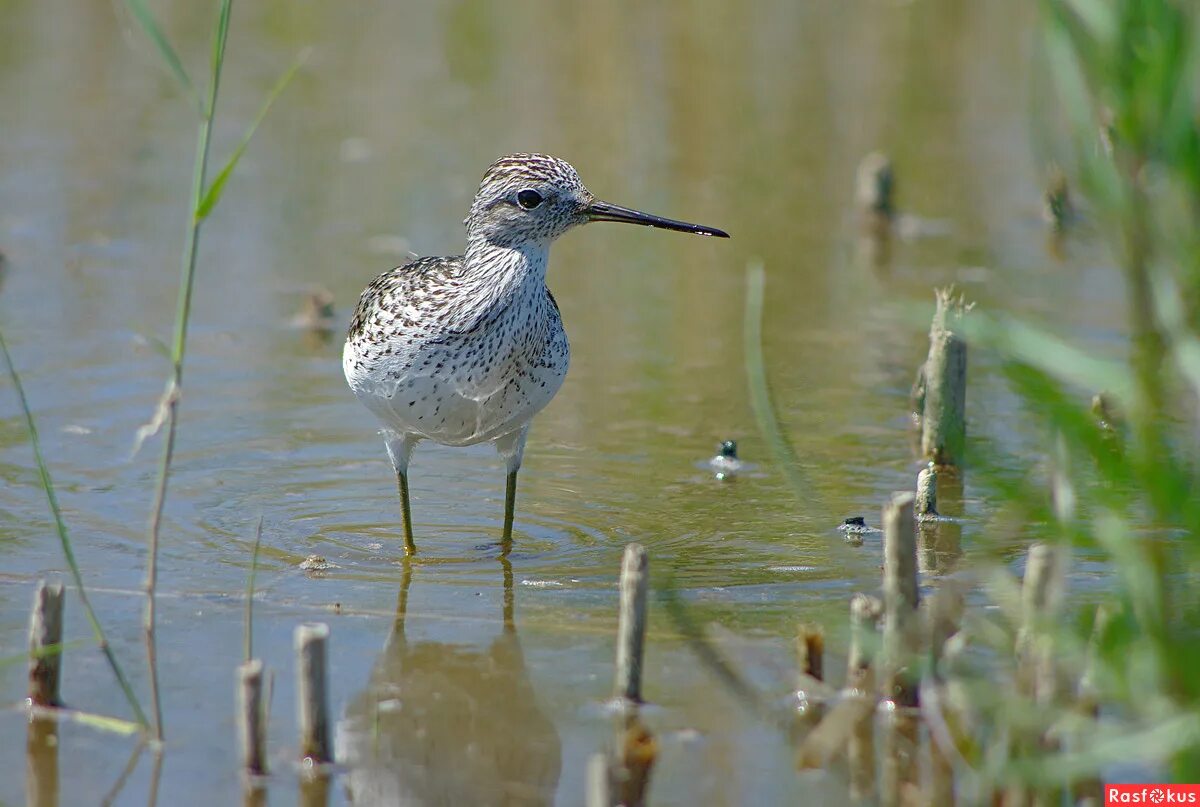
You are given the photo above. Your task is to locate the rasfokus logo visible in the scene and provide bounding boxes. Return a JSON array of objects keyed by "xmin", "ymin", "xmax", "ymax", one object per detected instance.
[{"xmin": 1106, "ymin": 785, "xmax": 1200, "ymax": 804}]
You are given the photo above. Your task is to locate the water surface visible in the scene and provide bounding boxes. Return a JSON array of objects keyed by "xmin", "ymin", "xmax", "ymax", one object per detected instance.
[{"xmin": 0, "ymin": 1, "xmax": 1122, "ymax": 804}]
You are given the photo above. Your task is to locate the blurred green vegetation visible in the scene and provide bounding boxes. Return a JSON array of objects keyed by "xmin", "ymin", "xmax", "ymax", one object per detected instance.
[
  {"xmin": 964, "ymin": 0, "xmax": 1200, "ymax": 791},
  {"xmin": 720, "ymin": 0, "xmax": 1200, "ymax": 798}
]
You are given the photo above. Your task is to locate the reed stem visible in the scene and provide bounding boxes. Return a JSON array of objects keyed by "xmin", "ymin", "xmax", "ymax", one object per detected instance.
[
  {"xmin": 141, "ymin": 0, "xmax": 234, "ymax": 743},
  {"xmin": 244, "ymin": 515, "xmax": 263, "ymax": 663}
]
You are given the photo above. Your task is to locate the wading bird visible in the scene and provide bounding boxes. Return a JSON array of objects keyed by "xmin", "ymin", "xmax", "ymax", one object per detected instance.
[{"xmin": 344, "ymin": 154, "xmax": 728, "ymax": 553}]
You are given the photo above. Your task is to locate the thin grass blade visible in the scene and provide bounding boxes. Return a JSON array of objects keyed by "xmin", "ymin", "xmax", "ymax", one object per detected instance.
[
  {"xmin": 210, "ymin": 0, "xmax": 232, "ymax": 93},
  {"xmin": 197, "ymin": 48, "xmax": 309, "ymax": 220},
  {"xmin": 959, "ymin": 313, "xmax": 1133, "ymax": 403},
  {"xmin": 244, "ymin": 515, "xmax": 263, "ymax": 663},
  {"xmin": 124, "ymin": 0, "xmax": 203, "ymax": 115},
  {"xmin": 0, "ymin": 326, "xmax": 149, "ymax": 728},
  {"xmin": 743, "ymin": 263, "xmax": 815, "ymax": 504},
  {"xmin": 0, "ymin": 639, "xmax": 88, "ymax": 669},
  {"xmin": 67, "ymin": 710, "xmax": 145, "ymax": 737}
]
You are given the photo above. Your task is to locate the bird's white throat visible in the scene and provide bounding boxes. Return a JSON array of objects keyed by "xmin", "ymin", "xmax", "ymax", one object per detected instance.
[{"xmin": 460, "ymin": 238, "xmax": 552, "ymax": 322}]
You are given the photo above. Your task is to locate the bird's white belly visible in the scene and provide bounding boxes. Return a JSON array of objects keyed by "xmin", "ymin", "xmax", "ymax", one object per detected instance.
[{"xmin": 344, "ymin": 339, "xmax": 567, "ymax": 447}]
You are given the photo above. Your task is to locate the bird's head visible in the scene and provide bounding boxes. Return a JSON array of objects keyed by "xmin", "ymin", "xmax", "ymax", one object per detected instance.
[{"xmin": 465, "ymin": 153, "xmax": 729, "ymax": 248}]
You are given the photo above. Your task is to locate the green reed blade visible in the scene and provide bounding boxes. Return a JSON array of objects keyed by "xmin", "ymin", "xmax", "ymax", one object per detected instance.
[
  {"xmin": 197, "ymin": 48, "xmax": 308, "ymax": 220},
  {"xmin": 743, "ymin": 262, "xmax": 813, "ymax": 503},
  {"xmin": 125, "ymin": 0, "xmax": 203, "ymax": 116}
]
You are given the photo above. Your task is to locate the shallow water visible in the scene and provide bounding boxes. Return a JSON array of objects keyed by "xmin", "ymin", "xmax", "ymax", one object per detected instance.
[{"xmin": 0, "ymin": 1, "xmax": 1125, "ymax": 804}]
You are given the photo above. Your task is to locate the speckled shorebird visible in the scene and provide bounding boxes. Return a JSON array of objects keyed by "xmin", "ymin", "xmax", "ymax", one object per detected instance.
[{"xmin": 344, "ymin": 154, "xmax": 728, "ymax": 553}]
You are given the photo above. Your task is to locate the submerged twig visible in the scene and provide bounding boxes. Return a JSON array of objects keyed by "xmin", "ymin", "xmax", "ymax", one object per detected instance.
[{"xmin": 0, "ymin": 327, "xmax": 148, "ymax": 728}]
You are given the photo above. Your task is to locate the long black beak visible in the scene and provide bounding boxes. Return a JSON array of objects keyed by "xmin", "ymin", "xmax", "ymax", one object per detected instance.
[{"xmin": 585, "ymin": 200, "xmax": 730, "ymax": 238}]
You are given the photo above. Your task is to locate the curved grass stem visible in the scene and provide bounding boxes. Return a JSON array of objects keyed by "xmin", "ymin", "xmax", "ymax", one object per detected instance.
[
  {"xmin": 0, "ymin": 328, "xmax": 149, "ymax": 729},
  {"xmin": 743, "ymin": 263, "xmax": 813, "ymax": 502}
]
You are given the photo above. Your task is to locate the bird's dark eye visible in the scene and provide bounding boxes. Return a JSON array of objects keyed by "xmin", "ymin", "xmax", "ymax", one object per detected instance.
[{"xmin": 516, "ymin": 189, "xmax": 544, "ymax": 210}]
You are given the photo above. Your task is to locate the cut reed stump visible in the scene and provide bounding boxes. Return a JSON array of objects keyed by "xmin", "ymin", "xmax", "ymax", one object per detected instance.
[
  {"xmin": 878, "ymin": 492, "xmax": 921, "ymax": 807},
  {"xmin": 237, "ymin": 659, "xmax": 268, "ymax": 776},
  {"xmin": 28, "ymin": 580, "xmax": 65, "ymax": 707},
  {"xmin": 1074, "ymin": 605, "xmax": 1110, "ymax": 806},
  {"xmin": 882, "ymin": 492, "xmax": 920, "ymax": 707},
  {"xmin": 879, "ymin": 708, "xmax": 920, "ymax": 807},
  {"xmin": 845, "ymin": 595, "xmax": 882, "ymax": 801},
  {"xmin": 1017, "ymin": 543, "xmax": 1068, "ymax": 704},
  {"xmin": 796, "ymin": 624, "xmax": 824, "ymax": 682},
  {"xmin": 846, "ymin": 594, "xmax": 883, "ymax": 694},
  {"xmin": 791, "ymin": 623, "xmax": 828, "ymax": 742},
  {"xmin": 924, "ymin": 584, "xmax": 965, "ymax": 807},
  {"xmin": 794, "ymin": 614, "xmax": 869, "ymax": 771},
  {"xmin": 1009, "ymin": 543, "xmax": 1069, "ymax": 807},
  {"xmin": 295, "ymin": 623, "xmax": 332, "ymax": 765},
  {"xmin": 915, "ymin": 464, "xmax": 938, "ymax": 519},
  {"xmin": 614, "ymin": 543, "xmax": 649, "ymax": 704},
  {"xmin": 920, "ymin": 289, "xmax": 969, "ymax": 469},
  {"xmin": 915, "ymin": 464, "xmax": 942, "ymax": 574}
]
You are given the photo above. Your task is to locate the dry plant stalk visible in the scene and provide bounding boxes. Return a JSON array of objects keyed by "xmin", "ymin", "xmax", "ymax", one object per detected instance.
[
  {"xmin": 920, "ymin": 288, "xmax": 970, "ymax": 468},
  {"xmin": 236, "ymin": 659, "xmax": 267, "ymax": 776},
  {"xmin": 28, "ymin": 580, "xmax": 65, "ymax": 707},
  {"xmin": 796, "ymin": 624, "xmax": 825, "ymax": 682},
  {"xmin": 883, "ymin": 492, "xmax": 920, "ymax": 707},
  {"xmin": 614, "ymin": 544, "xmax": 649, "ymax": 703},
  {"xmin": 295, "ymin": 623, "xmax": 332, "ymax": 764}
]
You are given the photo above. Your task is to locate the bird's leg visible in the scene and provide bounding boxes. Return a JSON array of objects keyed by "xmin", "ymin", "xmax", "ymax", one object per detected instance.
[
  {"xmin": 384, "ymin": 432, "xmax": 419, "ymax": 556},
  {"xmin": 494, "ymin": 426, "xmax": 530, "ymax": 553},
  {"xmin": 502, "ymin": 469, "xmax": 518, "ymax": 549},
  {"xmin": 396, "ymin": 471, "xmax": 415, "ymax": 556}
]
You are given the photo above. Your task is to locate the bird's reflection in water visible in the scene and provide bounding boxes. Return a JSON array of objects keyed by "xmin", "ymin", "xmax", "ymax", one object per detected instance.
[{"xmin": 338, "ymin": 558, "xmax": 561, "ymax": 806}]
